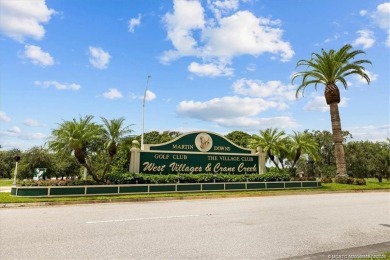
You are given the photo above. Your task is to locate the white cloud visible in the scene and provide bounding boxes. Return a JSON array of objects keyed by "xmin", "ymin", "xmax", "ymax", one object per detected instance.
[
  {"xmin": 145, "ymin": 90, "xmax": 156, "ymax": 101},
  {"xmin": 177, "ymin": 96, "xmax": 278, "ymax": 120},
  {"xmin": 8, "ymin": 126, "xmax": 21, "ymax": 134},
  {"xmin": 88, "ymin": 46, "xmax": 111, "ymax": 69},
  {"xmin": 102, "ymin": 88, "xmax": 123, "ymax": 100},
  {"xmin": 353, "ymin": 30, "xmax": 375, "ymax": 49},
  {"xmin": 202, "ymin": 11, "xmax": 294, "ymax": 61},
  {"xmin": 359, "ymin": 10, "xmax": 368, "ymax": 16},
  {"xmin": 28, "ymin": 133, "xmax": 46, "ymax": 140},
  {"xmin": 303, "ymin": 94, "xmax": 348, "ymax": 112},
  {"xmin": 161, "ymin": 0, "xmax": 205, "ymax": 63},
  {"xmin": 372, "ymin": 2, "xmax": 390, "ymax": 47},
  {"xmin": 177, "ymin": 95, "xmax": 298, "ymax": 129},
  {"xmin": 207, "ymin": 0, "xmax": 240, "ymax": 20},
  {"xmin": 215, "ymin": 116, "xmax": 299, "ymax": 129},
  {"xmin": 0, "ymin": 0, "xmax": 55, "ymax": 42},
  {"xmin": 23, "ymin": 45, "xmax": 54, "ymax": 66},
  {"xmin": 0, "ymin": 131, "xmax": 46, "ymax": 140},
  {"xmin": 347, "ymin": 125, "xmax": 389, "ymax": 142},
  {"xmin": 129, "ymin": 13, "xmax": 142, "ymax": 33},
  {"xmin": 23, "ymin": 119, "xmax": 40, "ymax": 127},
  {"xmin": 0, "ymin": 111, "xmax": 11, "ymax": 122},
  {"xmin": 161, "ymin": 0, "xmax": 293, "ymax": 77},
  {"xmin": 188, "ymin": 61, "xmax": 233, "ymax": 77},
  {"xmin": 34, "ymin": 80, "xmax": 81, "ymax": 91},
  {"xmin": 373, "ymin": 2, "xmax": 390, "ymax": 29},
  {"xmin": 130, "ymin": 90, "xmax": 157, "ymax": 101},
  {"xmin": 232, "ymin": 78, "xmax": 296, "ymax": 101}
]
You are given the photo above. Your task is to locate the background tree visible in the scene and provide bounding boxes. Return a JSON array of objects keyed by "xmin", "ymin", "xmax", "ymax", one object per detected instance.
[
  {"xmin": 225, "ymin": 131, "xmax": 251, "ymax": 148},
  {"xmin": 292, "ymin": 44, "xmax": 371, "ymax": 179},
  {"xmin": 0, "ymin": 149, "xmax": 21, "ymax": 178},
  {"xmin": 52, "ymin": 153, "xmax": 80, "ymax": 179},
  {"xmin": 160, "ymin": 131, "xmax": 182, "ymax": 143},
  {"xmin": 346, "ymin": 140, "xmax": 390, "ymax": 181},
  {"xmin": 310, "ymin": 130, "xmax": 352, "ymax": 177},
  {"xmin": 143, "ymin": 131, "xmax": 164, "ymax": 144},
  {"xmin": 17, "ymin": 147, "xmax": 55, "ymax": 179},
  {"xmin": 142, "ymin": 131, "xmax": 182, "ymax": 144}
]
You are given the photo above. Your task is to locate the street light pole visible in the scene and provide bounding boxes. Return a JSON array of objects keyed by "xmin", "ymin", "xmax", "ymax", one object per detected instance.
[
  {"xmin": 141, "ymin": 75, "xmax": 151, "ymax": 150},
  {"xmin": 12, "ymin": 156, "xmax": 20, "ymax": 187}
]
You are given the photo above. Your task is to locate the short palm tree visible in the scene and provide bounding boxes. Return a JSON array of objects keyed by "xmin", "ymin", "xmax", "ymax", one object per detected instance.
[
  {"xmin": 48, "ymin": 115, "xmax": 103, "ymax": 181},
  {"xmin": 101, "ymin": 117, "xmax": 133, "ymax": 158},
  {"xmin": 250, "ymin": 128, "xmax": 289, "ymax": 170},
  {"xmin": 292, "ymin": 44, "xmax": 371, "ymax": 177},
  {"xmin": 100, "ymin": 117, "xmax": 133, "ymax": 175},
  {"xmin": 289, "ymin": 131, "xmax": 319, "ymax": 170}
]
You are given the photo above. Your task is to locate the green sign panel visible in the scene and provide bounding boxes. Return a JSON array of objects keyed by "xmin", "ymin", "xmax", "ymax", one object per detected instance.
[
  {"xmin": 140, "ymin": 131, "xmax": 261, "ymax": 175},
  {"xmin": 33, "ymin": 168, "xmax": 47, "ymax": 180},
  {"xmin": 140, "ymin": 151, "xmax": 258, "ymax": 175},
  {"xmin": 146, "ymin": 132, "xmax": 252, "ymax": 154}
]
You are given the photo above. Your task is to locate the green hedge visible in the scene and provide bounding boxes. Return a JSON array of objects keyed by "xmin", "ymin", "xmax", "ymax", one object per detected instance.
[
  {"xmin": 18, "ymin": 172, "xmax": 291, "ymax": 186},
  {"xmin": 20, "ymin": 179, "xmax": 98, "ymax": 187},
  {"xmin": 106, "ymin": 172, "xmax": 290, "ymax": 185}
]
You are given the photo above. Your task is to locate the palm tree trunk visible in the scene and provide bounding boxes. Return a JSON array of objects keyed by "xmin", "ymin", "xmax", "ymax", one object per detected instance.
[
  {"xmin": 267, "ymin": 151, "xmax": 280, "ymax": 170},
  {"xmin": 329, "ymin": 102, "xmax": 347, "ymax": 176}
]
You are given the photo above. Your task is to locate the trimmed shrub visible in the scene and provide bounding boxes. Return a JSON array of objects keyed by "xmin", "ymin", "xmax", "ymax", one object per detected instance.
[
  {"xmin": 320, "ymin": 177, "xmax": 333, "ymax": 183},
  {"xmin": 20, "ymin": 172, "xmax": 292, "ymax": 186},
  {"xmin": 353, "ymin": 178, "xmax": 366, "ymax": 185},
  {"xmin": 335, "ymin": 175, "xmax": 355, "ymax": 184}
]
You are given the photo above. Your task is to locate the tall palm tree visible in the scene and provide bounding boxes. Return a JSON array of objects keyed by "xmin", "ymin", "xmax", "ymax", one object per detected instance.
[
  {"xmin": 249, "ymin": 128, "xmax": 289, "ymax": 170},
  {"xmin": 48, "ymin": 115, "xmax": 103, "ymax": 182},
  {"xmin": 292, "ymin": 44, "xmax": 371, "ymax": 177}
]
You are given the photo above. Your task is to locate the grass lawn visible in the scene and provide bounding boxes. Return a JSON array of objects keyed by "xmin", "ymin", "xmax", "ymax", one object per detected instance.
[
  {"xmin": 321, "ymin": 178, "xmax": 390, "ymax": 191},
  {"xmin": 0, "ymin": 178, "xmax": 388, "ymax": 204},
  {"xmin": 0, "ymin": 178, "xmax": 13, "ymax": 186}
]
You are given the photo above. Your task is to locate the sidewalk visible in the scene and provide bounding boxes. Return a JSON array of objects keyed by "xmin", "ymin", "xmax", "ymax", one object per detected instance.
[{"xmin": 0, "ymin": 186, "xmax": 11, "ymax": 193}]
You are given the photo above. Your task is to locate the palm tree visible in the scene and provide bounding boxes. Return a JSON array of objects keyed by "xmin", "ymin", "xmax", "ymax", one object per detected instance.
[
  {"xmin": 48, "ymin": 115, "xmax": 103, "ymax": 182},
  {"xmin": 100, "ymin": 117, "xmax": 133, "ymax": 175},
  {"xmin": 288, "ymin": 131, "xmax": 319, "ymax": 170},
  {"xmin": 292, "ymin": 44, "xmax": 371, "ymax": 178},
  {"xmin": 249, "ymin": 128, "xmax": 289, "ymax": 170}
]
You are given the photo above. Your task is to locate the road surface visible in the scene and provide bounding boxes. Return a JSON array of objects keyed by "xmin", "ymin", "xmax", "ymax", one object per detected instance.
[{"xmin": 0, "ymin": 192, "xmax": 389, "ymax": 259}]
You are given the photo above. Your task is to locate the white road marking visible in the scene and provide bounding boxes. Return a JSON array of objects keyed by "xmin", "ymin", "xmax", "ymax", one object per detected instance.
[{"xmin": 86, "ymin": 214, "xmax": 201, "ymax": 224}]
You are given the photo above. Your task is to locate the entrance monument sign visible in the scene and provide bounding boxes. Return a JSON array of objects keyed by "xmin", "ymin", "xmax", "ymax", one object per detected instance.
[{"xmin": 130, "ymin": 131, "xmax": 266, "ymax": 174}]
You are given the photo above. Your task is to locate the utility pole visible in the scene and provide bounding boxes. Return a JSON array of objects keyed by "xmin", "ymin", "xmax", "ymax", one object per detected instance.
[{"xmin": 141, "ymin": 75, "xmax": 151, "ymax": 150}]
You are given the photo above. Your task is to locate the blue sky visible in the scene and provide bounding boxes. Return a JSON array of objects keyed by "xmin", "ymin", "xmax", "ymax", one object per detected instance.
[{"xmin": 0, "ymin": 0, "xmax": 389, "ymax": 151}]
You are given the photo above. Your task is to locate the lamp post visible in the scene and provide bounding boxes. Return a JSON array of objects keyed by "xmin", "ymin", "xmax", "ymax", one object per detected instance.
[
  {"xmin": 141, "ymin": 75, "xmax": 151, "ymax": 150},
  {"xmin": 12, "ymin": 155, "xmax": 21, "ymax": 187}
]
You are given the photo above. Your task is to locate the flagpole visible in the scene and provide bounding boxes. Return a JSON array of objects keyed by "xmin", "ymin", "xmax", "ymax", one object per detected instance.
[{"xmin": 141, "ymin": 75, "xmax": 151, "ymax": 150}]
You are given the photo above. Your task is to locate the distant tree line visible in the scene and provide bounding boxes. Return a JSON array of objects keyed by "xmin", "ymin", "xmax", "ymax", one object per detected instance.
[{"xmin": 1, "ymin": 123, "xmax": 389, "ymax": 182}]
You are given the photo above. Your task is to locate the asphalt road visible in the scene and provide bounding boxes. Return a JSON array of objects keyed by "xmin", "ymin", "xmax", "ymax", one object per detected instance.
[{"xmin": 0, "ymin": 192, "xmax": 389, "ymax": 259}]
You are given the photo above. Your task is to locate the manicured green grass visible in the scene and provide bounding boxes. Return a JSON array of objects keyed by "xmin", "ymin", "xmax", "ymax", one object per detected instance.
[
  {"xmin": 322, "ymin": 178, "xmax": 390, "ymax": 191},
  {"xmin": 0, "ymin": 178, "xmax": 13, "ymax": 186}
]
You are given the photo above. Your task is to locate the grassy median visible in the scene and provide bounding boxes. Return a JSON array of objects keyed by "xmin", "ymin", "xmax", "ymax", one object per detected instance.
[{"xmin": 0, "ymin": 178, "xmax": 388, "ymax": 205}]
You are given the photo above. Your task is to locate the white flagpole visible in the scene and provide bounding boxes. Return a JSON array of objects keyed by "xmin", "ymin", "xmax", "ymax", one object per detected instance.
[{"xmin": 141, "ymin": 75, "xmax": 151, "ymax": 150}]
